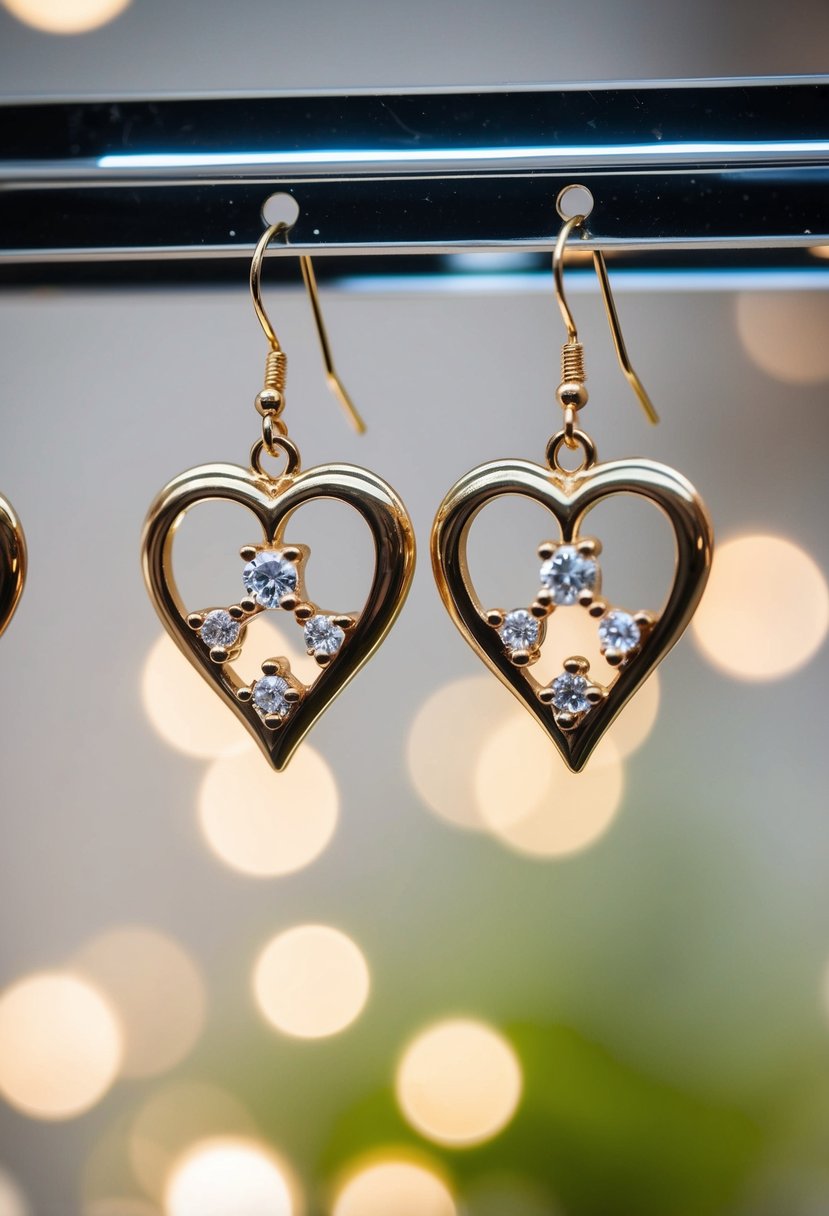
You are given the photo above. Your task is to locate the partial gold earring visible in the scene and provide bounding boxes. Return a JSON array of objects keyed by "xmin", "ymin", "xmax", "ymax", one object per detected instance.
[
  {"xmin": 431, "ymin": 205, "xmax": 713, "ymax": 773},
  {"xmin": 0, "ymin": 494, "xmax": 26, "ymax": 641},
  {"xmin": 142, "ymin": 220, "xmax": 415, "ymax": 771}
]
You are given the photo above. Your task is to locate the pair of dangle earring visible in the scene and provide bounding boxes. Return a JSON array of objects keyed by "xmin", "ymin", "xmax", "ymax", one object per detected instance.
[
  {"xmin": 142, "ymin": 223, "xmax": 415, "ymax": 771},
  {"xmin": 142, "ymin": 207, "xmax": 711, "ymax": 776},
  {"xmin": 0, "ymin": 494, "xmax": 26, "ymax": 642},
  {"xmin": 432, "ymin": 211, "xmax": 714, "ymax": 773}
]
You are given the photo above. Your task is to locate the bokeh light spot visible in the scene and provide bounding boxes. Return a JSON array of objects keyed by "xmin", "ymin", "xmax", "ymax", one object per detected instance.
[
  {"xmin": 0, "ymin": 972, "xmax": 122, "ymax": 1119},
  {"xmin": 693, "ymin": 534, "xmax": 829, "ymax": 680},
  {"xmin": 396, "ymin": 1018, "xmax": 522, "ymax": 1147},
  {"xmin": 602, "ymin": 670, "xmax": 660, "ymax": 761},
  {"xmin": 198, "ymin": 745, "xmax": 338, "ymax": 877},
  {"xmin": 410, "ymin": 652, "xmax": 652, "ymax": 837},
  {"xmin": 475, "ymin": 716, "xmax": 624, "ymax": 857},
  {"xmin": 332, "ymin": 1156, "xmax": 456, "ymax": 1216},
  {"xmin": 141, "ymin": 634, "xmax": 250, "ymax": 760},
  {"xmin": 1, "ymin": 0, "xmax": 131, "ymax": 34},
  {"xmin": 253, "ymin": 925, "xmax": 369, "ymax": 1039},
  {"xmin": 407, "ymin": 676, "xmax": 512, "ymax": 830},
  {"xmin": 164, "ymin": 1139, "xmax": 297, "ymax": 1216},
  {"xmin": 129, "ymin": 1082, "xmax": 258, "ymax": 1200},
  {"xmin": 736, "ymin": 292, "xmax": 829, "ymax": 383},
  {"xmin": 0, "ymin": 1166, "xmax": 30, "ymax": 1216},
  {"xmin": 73, "ymin": 927, "xmax": 206, "ymax": 1078}
]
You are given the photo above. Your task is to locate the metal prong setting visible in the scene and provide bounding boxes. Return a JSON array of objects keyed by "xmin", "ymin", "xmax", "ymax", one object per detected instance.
[
  {"xmin": 240, "ymin": 542, "xmax": 355, "ymax": 671},
  {"xmin": 535, "ymin": 535, "xmax": 602, "ymax": 619},
  {"xmin": 480, "ymin": 535, "xmax": 660, "ymax": 745},
  {"xmin": 222, "ymin": 542, "xmax": 364, "ymax": 723},
  {"xmin": 597, "ymin": 606, "xmax": 656, "ymax": 668},
  {"xmin": 240, "ymin": 541, "xmax": 310, "ymax": 617},
  {"xmin": 239, "ymin": 657, "xmax": 304, "ymax": 730},
  {"xmin": 304, "ymin": 612, "xmax": 354, "ymax": 666},
  {"xmin": 537, "ymin": 657, "xmax": 607, "ymax": 732},
  {"xmin": 488, "ymin": 606, "xmax": 545, "ymax": 667},
  {"xmin": 563, "ymin": 655, "xmax": 589, "ymax": 675},
  {"xmin": 189, "ymin": 604, "xmax": 251, "ymax": 664}
]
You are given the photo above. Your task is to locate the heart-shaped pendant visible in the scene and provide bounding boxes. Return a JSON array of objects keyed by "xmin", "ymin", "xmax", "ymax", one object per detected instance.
[
  {"xmin": 142, "ymin": 456, "xmax": 415, "ymax": 771},
  {"xmin": 431, "ymin": 443, "xmax": 713, "ymax": 772},
  {"xmin": 0, "ymin": 494, "xmax": 26, "ymax": 642}
]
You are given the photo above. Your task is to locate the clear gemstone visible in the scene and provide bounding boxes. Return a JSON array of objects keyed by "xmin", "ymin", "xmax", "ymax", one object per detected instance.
[
  {"xmin": 539, "ymin": 544, "xmax": 598, "ymax": 605},
  {"xmin": 498, "ymin": 608, "xmax": 539, "ymax": 651},
  {"xmin": 199, "ymin": 609, "xmax": 240, "ymax": 649},
  {"xmin": 252, "ymin": 675, "xmax": 292, "ymax": 717},
  {"xmin": 550, "ymin": 673, "xmax": 592, "ymax": 714},
  {"xmin": 304, "ymin": 614, "xmax": 345, "ymax": 656},
  {"xmin": 598, "ymin": 610, "xmax": 641, "ymax": 654},
  {"xmin": 242, "ymin": 550, "xmax": 298, "ymax": 608}
]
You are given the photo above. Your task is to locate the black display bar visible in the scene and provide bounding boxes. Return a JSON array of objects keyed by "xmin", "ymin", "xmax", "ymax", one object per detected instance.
[{"xmin": 1, "ymin": 79, "xmax": 828, "ymax": 286}]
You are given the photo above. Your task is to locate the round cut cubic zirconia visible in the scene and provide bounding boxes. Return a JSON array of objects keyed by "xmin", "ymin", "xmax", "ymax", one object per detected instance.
[
  {"xmin": 304, "ymin": 615, "xmax": 345, "ymax": 655},
  {"xmin": 242, "ymin": 550, "xmax": 298, "ymax": 608},
  {"xmin": 252, "ymin": 675, "xmax": 292, "ymax": 717},
  {"xmin": 540, "ymin": 545, "xmax": 597, "ymax": 606},
  {"xmin": 598, "ymin": 610, "xmax": 641, "ymax": 654},
  {"xmin": 550, "ymin": 673, "xmax": 591, "ymax": 714},
  {"xmin": 199, "ymin": 609, "xmax": 240, "ymax": 648},
  {"xmin": 499, "ymin": 609, "xmax": 540, "ymax": 652}
]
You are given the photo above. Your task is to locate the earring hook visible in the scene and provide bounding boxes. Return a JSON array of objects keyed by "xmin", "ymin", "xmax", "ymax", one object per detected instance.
[
  {"xmin": 552, "ymin": 214, "xmax": 659, "ymax": 426},
  {"xmin": 250, "ymin": 221, "xmax": 366, "ymax": 434}
]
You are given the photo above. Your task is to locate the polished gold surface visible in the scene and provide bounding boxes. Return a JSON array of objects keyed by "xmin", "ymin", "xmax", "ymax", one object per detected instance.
[
  {"xmin": 0, "ymin": 493, "xmax": 26, "ymax": 641},
  {"xmin": 142, "ymin": 457, "xmax": 415, "ymax": 771},
  {"xmin": 431, "ymin": 447, "xmax": 713, "ymax": 773}
]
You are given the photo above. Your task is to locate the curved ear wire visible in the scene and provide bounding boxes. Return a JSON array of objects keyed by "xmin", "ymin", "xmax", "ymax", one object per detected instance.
[
  {"xmin": 250, "ymin": 221, "xmax": 366, "ymax": 433},
  {"xmin": 553, "ymin": 214, "xmax": 659, "ymax": 426},
  {"xmin": 591, "ymin": 248, "xmax": 659, "ymax": 425}
]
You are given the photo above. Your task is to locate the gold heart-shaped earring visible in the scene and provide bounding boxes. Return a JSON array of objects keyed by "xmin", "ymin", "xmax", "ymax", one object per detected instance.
[
  {"xmin": 142, "ymin": 221, "xmax": 415, "ymax": 771},
  {"xmin": 432, "ymin": 205, "xmax": 713, "ymax": 773},
  {"xmin": 0, "ymin": 493, "xmax": 26, "ymax": 641}
]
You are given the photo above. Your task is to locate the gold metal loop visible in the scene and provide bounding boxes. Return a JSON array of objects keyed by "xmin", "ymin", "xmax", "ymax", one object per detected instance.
[
  {"xmin": 250, "ymin": 435, "xmax": 302, "ymax": 480},
  {"xmin": 249, "ymin": 221, "xmax": 366, "ymax": 434},
  {"xmin": 552, "ymin": 212, "xmax": 659, "ymax": 426},
  {"xmin": 262, "ymin": 413, "xmax": 289, "ymax": 450},
  {"xmin": 546, "ymin": 428, "xmax": 597, "ymax": 473},
  {"xmin": 563, "ymin": 406, "xmax": 578, "ymax": 448}
]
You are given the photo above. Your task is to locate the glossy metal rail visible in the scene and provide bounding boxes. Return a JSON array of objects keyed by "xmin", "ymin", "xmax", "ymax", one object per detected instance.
[{"xmin": 1, "ymin": 78, "xmax": 828, "ymax": 286}]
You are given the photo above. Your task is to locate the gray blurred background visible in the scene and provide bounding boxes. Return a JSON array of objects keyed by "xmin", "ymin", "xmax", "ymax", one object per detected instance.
[{"xmin": 2, "ymin": 3, "xmax": 829, "ymax": 1215}]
